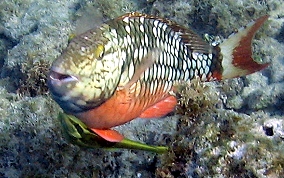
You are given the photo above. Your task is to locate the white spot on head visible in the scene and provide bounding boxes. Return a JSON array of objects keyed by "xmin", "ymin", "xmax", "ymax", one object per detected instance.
[{"xmin": 81, "ymin": 46, "xmax": 86, "ymax": 52}]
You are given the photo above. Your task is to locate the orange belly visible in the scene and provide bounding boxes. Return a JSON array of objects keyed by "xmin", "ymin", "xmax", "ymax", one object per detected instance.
[{"xmin": 75, "ymin": 88, "xmax": 177, "ymax": 129}]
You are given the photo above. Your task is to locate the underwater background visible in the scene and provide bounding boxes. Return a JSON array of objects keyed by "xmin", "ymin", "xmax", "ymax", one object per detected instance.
[{"xmin": 0, "ymin": 0, "xmax": 284, "ymax": 177}]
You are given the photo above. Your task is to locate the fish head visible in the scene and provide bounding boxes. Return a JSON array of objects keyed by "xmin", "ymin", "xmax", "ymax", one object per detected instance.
[{"xmin": 48, "ymin": 29, "xmax": 124, "ymax": 114}]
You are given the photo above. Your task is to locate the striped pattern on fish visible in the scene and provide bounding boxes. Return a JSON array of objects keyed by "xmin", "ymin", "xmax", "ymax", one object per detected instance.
[{"xmin": 48, "ymin": 12, "xmax": 269, "ymax": 142}]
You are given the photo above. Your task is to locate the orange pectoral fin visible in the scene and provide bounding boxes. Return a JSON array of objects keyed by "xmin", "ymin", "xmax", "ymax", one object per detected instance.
[
  {"xmin": 139, "ymin": 96, "xmax": 177, "ymax": 118},
  {"xmin": 91, "ymin": 128, "xmax": 124, "ymax": 142}
]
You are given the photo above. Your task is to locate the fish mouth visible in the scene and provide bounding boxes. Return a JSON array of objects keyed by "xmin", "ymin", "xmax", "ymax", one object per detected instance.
[
  {"xmin": 48, "ymin": 67, "xmax": 78, "ymax": 84},
  {"xmin": 48, "ymin": 67, "xmax": 84, "ymax": 113},
  {"xmin": 48, "ymin": 67, "xmax": 101, "ymax": 114}
]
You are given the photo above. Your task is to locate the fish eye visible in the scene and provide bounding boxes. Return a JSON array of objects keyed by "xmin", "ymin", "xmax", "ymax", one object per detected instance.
[{"xmin": 94, "ymin": 44, "xmax": 105, "ymax": 60}]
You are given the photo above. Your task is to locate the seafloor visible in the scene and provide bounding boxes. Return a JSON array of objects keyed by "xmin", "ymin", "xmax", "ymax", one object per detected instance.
[{"xmin": 0, "ymin": 0, "xmax": 284, "ymax": 177}]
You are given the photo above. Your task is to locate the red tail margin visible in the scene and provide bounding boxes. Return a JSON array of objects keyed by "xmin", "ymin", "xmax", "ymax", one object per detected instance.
[{"xmin": 219, "ymin": 15, "xmax": 269, "ymax": 80}]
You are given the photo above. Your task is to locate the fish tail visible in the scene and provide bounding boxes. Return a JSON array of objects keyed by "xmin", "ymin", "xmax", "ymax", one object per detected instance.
[{"xmin": 217, "ymin": 15, "xmax": 269, "ymax": 80}]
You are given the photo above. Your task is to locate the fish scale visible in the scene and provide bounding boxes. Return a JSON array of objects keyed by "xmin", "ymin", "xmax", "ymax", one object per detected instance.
[
  {"xmin": 48, "ymin": 13, "xmax": 269, "ymax": 139},
  {"xmin": 108, "ymin": 16, "xmax": 215, "ymax": 97}
]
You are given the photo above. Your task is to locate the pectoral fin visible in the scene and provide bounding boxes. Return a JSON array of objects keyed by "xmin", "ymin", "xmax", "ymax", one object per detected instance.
[
  {"xmin": 118, "ymin": 49, "xmax": 160, "ymax": 91},
  {"xmin": 90, "ymin": 128, "xmax": 124, "ymax": 142},
  {"xmin": 139, "ymin": 96, "xmax": 177, "ymax": 118}
]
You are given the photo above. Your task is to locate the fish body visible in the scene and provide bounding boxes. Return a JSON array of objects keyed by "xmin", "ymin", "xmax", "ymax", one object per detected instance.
[{"xmin": 48, "ymin": 12, "xmax": 269, "ymax": 142}]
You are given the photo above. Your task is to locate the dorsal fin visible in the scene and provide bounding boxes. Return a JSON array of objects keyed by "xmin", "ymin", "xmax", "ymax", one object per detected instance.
[{"xmin": 169, "ymin": 24, "xmax": 211, "ymax": 53}]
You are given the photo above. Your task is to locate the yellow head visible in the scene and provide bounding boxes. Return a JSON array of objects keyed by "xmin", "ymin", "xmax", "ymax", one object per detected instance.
[{"xmin": 48, "ymin": 27, "xmax": 124, "ymax": 114}]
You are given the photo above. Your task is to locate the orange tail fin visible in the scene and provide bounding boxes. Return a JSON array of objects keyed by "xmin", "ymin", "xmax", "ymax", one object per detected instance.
[{"xmin": 218, "ymin": 15, "xmax": 269, "ymax": 80}]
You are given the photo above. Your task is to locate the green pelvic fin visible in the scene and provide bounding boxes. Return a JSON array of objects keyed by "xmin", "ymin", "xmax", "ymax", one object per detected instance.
[{"xmin": 58, "ymin": 112, "xmax": 168, "ymax": 153}]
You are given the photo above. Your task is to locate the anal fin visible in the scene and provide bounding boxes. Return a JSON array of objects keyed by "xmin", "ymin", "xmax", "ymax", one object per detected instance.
[{"xmin": 139, "ymin": 96, "xmax": 177, "ymax": 118}]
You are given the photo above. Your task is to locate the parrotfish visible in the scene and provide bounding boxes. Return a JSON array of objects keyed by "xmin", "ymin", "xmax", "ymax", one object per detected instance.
[{"xmin": 48, "ymin": 12, "xmax": 269, "ymax": 142}]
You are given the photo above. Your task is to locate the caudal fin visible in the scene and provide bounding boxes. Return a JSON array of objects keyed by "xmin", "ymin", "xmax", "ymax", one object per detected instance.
[{"xmin": 219, "ymin": 15, "xmax": 269, "ymax": 80}]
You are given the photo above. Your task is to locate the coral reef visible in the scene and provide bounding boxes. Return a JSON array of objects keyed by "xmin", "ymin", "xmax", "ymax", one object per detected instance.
[{"xmin": 0, "ymin": 0, "xmax": 283, "ymax": 177}]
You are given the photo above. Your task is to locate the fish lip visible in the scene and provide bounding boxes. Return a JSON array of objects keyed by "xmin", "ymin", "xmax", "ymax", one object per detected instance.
[
  {"xmin": 48, "ymin": 66, "xmax": 79, "ymax": 84},
  {"xmin": 47, "ymin": 66, "xmax": 79, "ymax": 101},
  {"xmin": 47, "ymin": 67, "xmax": 84, "ymax": 114},
  {"xmin": 47, "ymin": 68, "xmax": 96, "ymax": 114}
]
